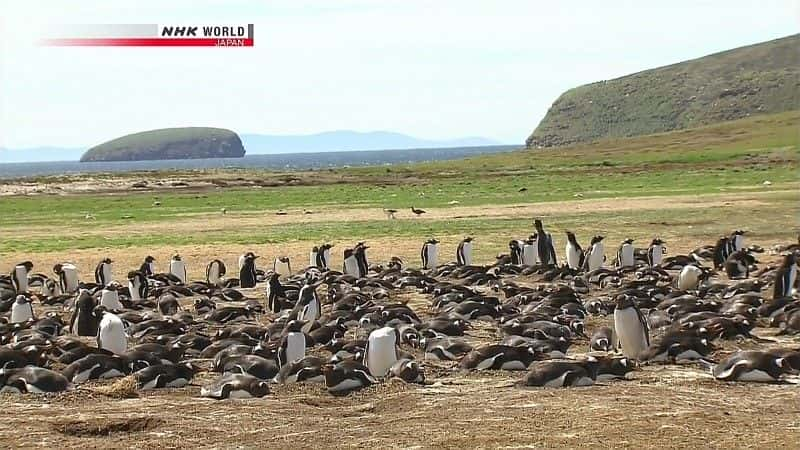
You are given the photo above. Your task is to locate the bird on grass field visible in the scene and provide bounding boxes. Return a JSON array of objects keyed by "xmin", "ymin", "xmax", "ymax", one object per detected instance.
[
  {"xmin": 410, "ymin": 206, "xmax": 426, "ymax": 217},
  {"xmin": 384, "ymin": 209, "xmax": 398, "ymax": 220}
]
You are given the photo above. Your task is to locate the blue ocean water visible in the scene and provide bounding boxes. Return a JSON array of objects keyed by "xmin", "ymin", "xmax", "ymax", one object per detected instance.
[{"xmin": 0, "ymin": 145, "xmax": 518, "ymax": 179}]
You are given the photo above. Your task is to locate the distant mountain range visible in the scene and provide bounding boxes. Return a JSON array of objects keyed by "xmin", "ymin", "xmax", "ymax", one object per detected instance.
[{"xmin": 0, "ymin": 131, "xmax": 502, "ymax": 163}]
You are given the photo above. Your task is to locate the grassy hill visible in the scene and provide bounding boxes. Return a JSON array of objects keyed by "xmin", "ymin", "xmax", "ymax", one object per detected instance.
[
  {"xmin": 80, "ymin": 127, "xmax": 245, "ymax": 162},
  {"xmin": 526, "ymin": 34, "xmax": 800, "ymax": 148}
]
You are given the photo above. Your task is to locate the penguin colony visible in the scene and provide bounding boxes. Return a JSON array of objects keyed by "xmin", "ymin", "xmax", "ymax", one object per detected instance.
[{"xmin": 0, "ymin": 225, "xmax": 798, "ymax": 400}]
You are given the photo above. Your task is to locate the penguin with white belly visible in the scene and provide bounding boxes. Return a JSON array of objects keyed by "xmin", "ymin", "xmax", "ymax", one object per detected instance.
[
  {"xmin": 584, "ymin": 235, "xmax": 605, "ymax": 272},
  {"xmin": 273, "ymin": 256, "xmax": 292, "ymax": 277},
  {"xmin": 10, "ymin": 295, "xmax": 34, "ymax": 324},
  {"xmin": 355, "ymin": 242, "xmax": 369, "ymax": 278},
  {"xmin": 139, "ymin": 256, "xmax": 156, "ymax": 277},
  {"xmin": 421, "ymin": 238, "xmax": 439, "ymax": 270},
  {"xmin": 613, "ymin": 294, "xmax": 650, "ymax": 360},
  {"xmin": 169, "ymin": 255, "xmax": 187, "ymax": 284},
  {"xmin": 99, "ymin": 282, "xmax": 124, "ymax": 311},
  {"xmin": 522, "ymin": 235, "xmax": 538, "ymax": 266},
  {"xmin": 677, "ymin": 264, "xmax": 708, "ymax": 291},
  {"xmin": 95, "ymin": 307, "xmax": 128, "ymax": 355},
  {"xmin": 565, "ymin": 232, "xmax": 584, "ymax": 270},
  {"xmin": 206, "ymin": 259, "xmax": 226, "ymax": 286},
  {"xmin": 277, "ymin": 320, "xmax": 307, "ymax": 367},
  {"xmin": 11, "ymin": 262, "xmax": 33, "ymax": 294},
  {"xmin": 773, "ymin": 253, "xmax": 798, "ymax": 299},
  {"xmin": 127, "ymin": 271, "xmax": 148, "ymax": 302},
  {"xmin": 54, "ymin": 263, "xmax": 79, "ymax": 294},
  {"xmin": 343, "ymin": 248, "xmax": 360, "ymax": 277},
  {"xmin": 457, "ymin": 237, "xmax": 473, "ymax": 266},
  {"xmin": 94, "ymin": 258, "xmax": 113, "ymax": 287},
  {"xmin": 534, "ymin": 219, "xmax": 557, "ymax": 267},
  {"xmin": 616, "ymin": 238, "xmax": 635, "ymax": 269},
  {"xmin": 239, "ymin": 253, "xmax": 259, "ymax": 288},
  {"xmin": 647, "ymin": 238, "xmax": 666, "ymax": 267},
  {"xmin": 363, "ymin": 326, "xmax": 400, "ymax": 378}
]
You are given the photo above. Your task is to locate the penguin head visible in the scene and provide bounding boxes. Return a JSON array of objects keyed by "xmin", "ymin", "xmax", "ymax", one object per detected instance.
[
  {"xmin": 14, "ymin": 295, "xmax": 30, "ymax": 304},
  {"xmin": 102, "ymin": 257, "xmax": 113, "ymax": 264},
  {"xmin": 52, "ymin": 264, "xmax": 63, "ymax": 274},
  {"xmin": 172, "ymin": 254, "xmax": 182, "ymax": 261},
  {"xmin": 144, "ymin": 255, "xmax": 155, "ymax": 263},
  {"xmin": 463, "ymin": 236, "xmax": 473, "ymax": 243},
  {"xmin": 623, "ymin": 238, "xmax": 634, "ymax": 244},
  {"xmin": 534, "ymin": 219, "xmax": 543, "ymax": 229},
  {"xmin": 92, "ymin": 305, "xmax": 109, "ymax": 318},
  {"xmin": 17, "ymin": 261, "xmax": 34, "ymax": 271}
]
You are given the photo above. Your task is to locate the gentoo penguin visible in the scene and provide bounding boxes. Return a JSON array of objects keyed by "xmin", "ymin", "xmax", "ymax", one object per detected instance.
[
  {"xmin": 724, "ymin": 250, "xmax": 754, "ymax": 280},
  {"xmin": 613, "ymin": 295, "xmax": 650, "ymax": 359},
  {"xmin": 96, "ymin": 307, "xmax": 128, "ymax": 355},
  {"xmin": 10, "ymin": 295, "xmax": 34, "ymax": 323},
  {"xmin": 321, "ymin": 360, "xmax": 376, "ymax": 395},
  {"xmin": 421, "ymin": 238, "xmax": 440, "ymax": 270},
  {"xmin": 62, "ymin": 354, "xmax": 127, "ymax": 383},
  {"xmin": 127, "ymin": 270, "xmax": 148, "ymax": 302},
  {"xmin": 200, "ymin": 373, "xmax": 270, "ymax": 399},
  {"xmin": 157, "ymin": 293, "xmax": 181, "ymax": 315},
  {"xmin": 730, "ymin": 230, "xmax": 746, "ymax": 252},
  {"xmin": 584, "ymin": 235, "xmax": 605, "ymax": 272},
  {"xmin": 206, "ymin": 259, "xmax": 226, "ymax": 286},
  {"xmin": 239, "ymin": 253, "xmax": 259, "ymax": 288},
  {"xmin": 316, "ymin": 243, "xmax": 333, "ymax": 270},
  {"xmin": 773, "ymin": 253, "xmax": 798, "ymax": 299},
  {"xmin": 140, "ymin": 255, "xmax": 156, "ymax": 277},
  {"xmin": 711, "ymin": 350, "xmax": 791, "ymax": 382},
  {"xmin": 522, "ymin": 235, "xmax": 538, "ymax": 266},
  {"xmin": 520, "ymin": 359, "xmax": 596, "ymax": 387},
  {"xmin": 677, "ymin": 264, "xmax": 706, "ymax": 291},
  {"xmin": 265, "ymin": 272, "xmax": 286, "ymax": 313},
  {"xmin": 616, "ymin": 238, "xmax": 635, "ymax": 269},
  {"xmin": 169, "ymin": 254, "xmax": 187, "ymax": 284},
  {"xmin": 54, "ymin": 263, "xmax": 79, "ymax": 294},
  {"xmin": 509, "ymin": 240, "xmax": 525, "ymax": 265},
  {"xmin": 343, "ymin": 248, "xmax": 360, "ymax": 277},
  {"xmin": 647, "ymin": 238, "xmax": 666, "ymax": 267},
  {"xmin": 565, "ymin": 232, "xmax": 585, "ymax": 270},
  {"xmin": 41, "ymin": 277, "xmax": 61, "ymax": 298},
  {"xmin": 11, "ymin": 261, "xmax": 33, "ymax": 294},
  {"xmin": 310, "ymin": 246, "xmax": 320, "ymax": 268},
  {"xmin": 99, "ymin": 282, "xmax": 124, "ymax": 310},
  {"xmin": 94, "ymin": 258, "xmax": 113, "ymax": 287},
  {"xmin": 135, "ymin": 362, "xmax": 196, "ymax": 390},
  {"xmin": 459, "ymin": 344, "xmax": 539, "ymax": 371},
  {"xmin": 295, "ymin": 276, "xmax": 321, "ymax": 322},
  {"xmin": 277, "ymin": 320, "xmax": 307, "ymax": 367},
  {"xmin": 363, "ymin": 326, "xmax": 400, "ymax": 377},
  {"xmin": 0, "ymin": 367, "xmax": 71, "ymax": 393},
  {"xmin": 590, "ymin": 326, "xmax": 614, "ymax": 352},
  {"xmin": 273, "ymin": 256, "xmax": 292, "ymax": 277},
  {"xmin": 712, "ymin": 236, "xmax": 733, "ymax": 270},
  {"xmin": 69, "ymin": 291, "xmax": 99, "ymax": 336},
  {"xmin": 534, "ymin": 219, "xmax": 557, "ymax": 267},
  {"xmin": 389, "ymin": 359, "xmax": 425, "ymax": 383},
  {"xmin": 354, "ymin": 242, "xmax": 369, "ymax": 277},
  {"xmin": 457, "ymin": 237, "xmax": 474, "ymax": 266},
  {"xmin": 274, "ymin": 356, "xmax": 325, "ymax": 384}
]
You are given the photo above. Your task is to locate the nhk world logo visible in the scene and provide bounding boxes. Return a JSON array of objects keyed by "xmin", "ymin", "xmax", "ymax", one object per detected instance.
[{"xmin": 40, "ymin": 24, "xmax": 254, "ymax": 47}]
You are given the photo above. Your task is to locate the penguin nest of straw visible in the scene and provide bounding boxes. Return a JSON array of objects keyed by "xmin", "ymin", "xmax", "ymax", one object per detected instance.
[{"xmin": 90, "ymin": 375, "xmax": 139, "ymax": 399}]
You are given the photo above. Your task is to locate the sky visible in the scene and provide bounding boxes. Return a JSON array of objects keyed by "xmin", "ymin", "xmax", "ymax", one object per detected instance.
[{"xmin": 0, "ymin": 1, "xmax": 797, "ymax": 149}]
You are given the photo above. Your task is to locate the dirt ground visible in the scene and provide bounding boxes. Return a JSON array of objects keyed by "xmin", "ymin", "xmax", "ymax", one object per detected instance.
[{"xmin": 1, "ymin": 248, "xmax": 799, "ymax": 449}]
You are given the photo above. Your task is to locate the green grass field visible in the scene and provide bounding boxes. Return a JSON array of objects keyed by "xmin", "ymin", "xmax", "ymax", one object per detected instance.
[{"xmin": 0, "ymin": 112, "xmax": 797, "ymax": 256}]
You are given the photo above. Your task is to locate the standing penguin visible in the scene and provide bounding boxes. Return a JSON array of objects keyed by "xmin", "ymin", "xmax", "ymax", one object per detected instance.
[
  {"xmin": 169, "ymin": 255, "xmax": 187, "ymax": 284},
  {"xmin": 534, "ymin": 219, "xmax": 557, "ymax": 267},
  {"xmin": 205, "ymin": 259, "xmax": 226, "ymax": 286},
  {"xmin": 127, "ymin": 270, "xmax": 148, "ymax": 302},
  {"xmin": 584, "ymin": 235, "xmax": 605, "ymax": 272},
  {"xmin": 724, "ymin": 250, "xmax": 754, "ymax": 280},
  {"xmin": 99, "ymin": 282, "xmax": 124, "ymax": 310},
  {"xmin": 647, "ymin": 238, "xmax": 666, "ymax": 267},
  {"xmin": 509, "ymin": 240, "xmax": 525, "ymax": 265},
  {"xmin": 277, "ymin": 320, "xmax": 307, "ymax": 367},
  {"xmin": 319, "ymin": 243, "xmax": 333, "ymax": 270},
  {"xmin": 11, "ymin": 262, "xmax": 33, "ymax": 294},
  {"xmin": 96, "ymin": 307, "xmax": 127, "ymax": 355},
  {"xmin": 265, "ymin": 272, "xmax": 287, "ymax": 314},
  {"xmin": 310, "ymin": 246, "xmax": 320, "ymax": 269},
  {"xmin": 522, "ymin": 235, "xmax": 538, "ymax": 266},
  {"xmin": 712, "ymin": 236, "xmax": 733, "ymax": 270},
  {"xmin": 565, "ymin": 232, "xmax": 584, "ymax": 270},
  {"xmin": 273, "ymin": 257, "xmax": 292, "ymax": 277},
  {"xmin": 295, "ymin": 275, "xmax": 321, "ymax": 322},
  {"xmin": 613, "ymin": 294, "xmax": 650, "ymax": 359},
  {"xmin": 94, "ymin": 258, "xmax": 113, "ymax": 287},
  {"xmin": 363, "ymin": 326, "xmax": 400, "ymax": 378},
  {"xmin": 343, "ymin": 248, "xmax": 360, "ymax": 277},
  {"xmin": 10, "ymin": 295, "xmax": 34, "ymax": 323},
  {"xmin": 616, "ymin": 238, "xmax": 635, "ymax": 269},
  {"xmin": 69, "ymin": 291, "xmax": 99, "ymax": 336},
  {"xmin": 677, "ymin": 264, "xmax": 706, "ymax": 291},
  {"xmin": 354, "ymin": 243, "xmax": 370, "ymax": 278},
  {"xmin": 421, "ymin": 238, "xmax": 440, "ymax": 270},
  {"xmin": 730, "ymin": 230, "xmax": 746, "ymax": 252},
  {"xmin": 239, "ymin": 253, "xmax": 259, "ymax": 288},
  {"xmin": 456, "ymin": 237, "xmax": 473, "ymax": 266},
  {"xmin": 54, "ymin": 263, "xmax": 80, "ymax": 294},
  {"xmin": 773, "ymin": 253, "xmax": 798, "ymax": 299},
  {"xmin": 139, "ymin": 256, "xmax": 156, "ymax": 277}
]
